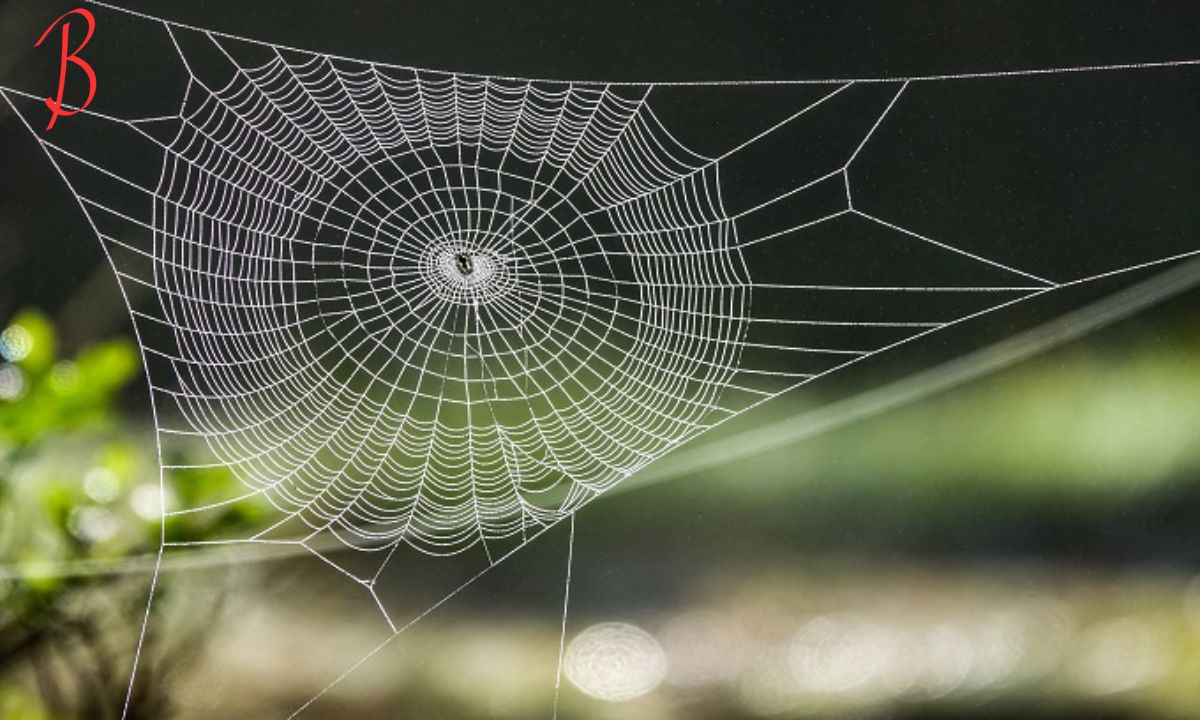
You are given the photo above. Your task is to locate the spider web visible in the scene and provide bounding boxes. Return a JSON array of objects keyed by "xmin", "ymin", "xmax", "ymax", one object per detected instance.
[{"xmin": 2, "ymin": 2, "xmax": 1199, "ymax": 717}]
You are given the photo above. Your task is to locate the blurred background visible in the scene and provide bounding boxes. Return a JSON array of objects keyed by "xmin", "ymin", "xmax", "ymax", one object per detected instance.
[
  {"xmin": 2, "ymin": 1, "xmax": 1200, "ymax": 719},
  {"xmin": 2, "ymin": 268, "xmax": 1200, "ymax": 720}
]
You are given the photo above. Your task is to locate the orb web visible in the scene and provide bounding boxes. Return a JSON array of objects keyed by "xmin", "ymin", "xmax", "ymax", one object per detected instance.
[{"xmin": 155, "ymin": 61, "xmax": 749, "ymax": 555}]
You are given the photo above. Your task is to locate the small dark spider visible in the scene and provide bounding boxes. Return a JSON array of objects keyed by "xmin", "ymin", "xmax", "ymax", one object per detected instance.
[{"xmin": 455, "ymin": 252, "xmax": 474, "ymax": 277}]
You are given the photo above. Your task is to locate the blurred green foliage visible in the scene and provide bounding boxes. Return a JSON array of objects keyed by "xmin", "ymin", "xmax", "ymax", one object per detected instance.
[
  {"xmin": 0, "ymin": 309, "xmax": 137, "ymax": 448},
  {"xmin": 0, "ymin": 309, "xmax": 263, "ymax": 719}
]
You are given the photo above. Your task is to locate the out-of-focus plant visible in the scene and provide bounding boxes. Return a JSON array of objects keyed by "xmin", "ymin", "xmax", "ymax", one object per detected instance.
[{"xmin": 0, "ymin": 309, "xmax": 263, "ymax": 719}]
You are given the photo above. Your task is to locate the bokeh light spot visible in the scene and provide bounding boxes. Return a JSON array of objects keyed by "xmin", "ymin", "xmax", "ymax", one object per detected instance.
[
  {"xmin": 0, "ymin": 324, "xmax": 33, "ymax": 363},
  {"xmin": 564, "ymin": 621, "xmax": 667, "ymax": 702}
]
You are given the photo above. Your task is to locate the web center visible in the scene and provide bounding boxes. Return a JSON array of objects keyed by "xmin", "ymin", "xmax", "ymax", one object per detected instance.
[{"xmin": 414, "ymin": 238, "xmax": 518, "ymax": 306}]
